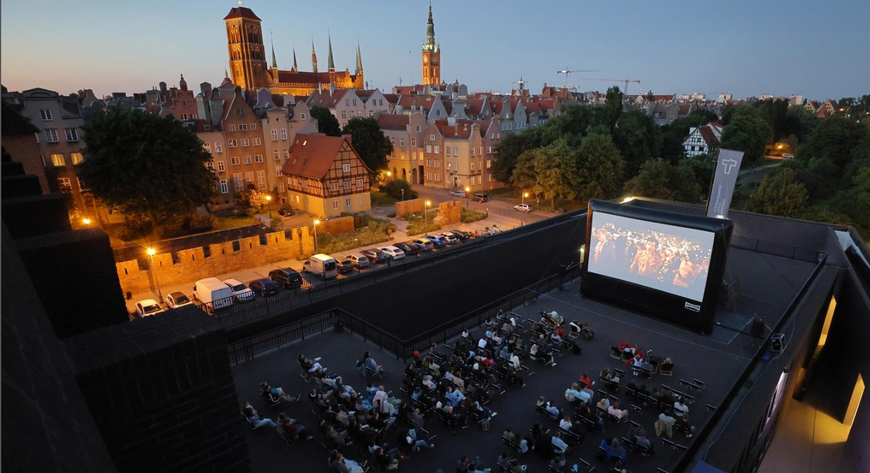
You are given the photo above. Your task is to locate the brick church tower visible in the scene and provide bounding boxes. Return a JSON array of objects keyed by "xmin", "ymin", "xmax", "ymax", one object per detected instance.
[
  {"xmin": 224, "ymin": 5, "xmax": 267, "ymax": 90},
  {"xmin": 421, "ymin": 3, "xmax": 440, "ymax": 86}
]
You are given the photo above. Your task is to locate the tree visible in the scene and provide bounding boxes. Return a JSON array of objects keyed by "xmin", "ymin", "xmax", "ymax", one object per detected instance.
[
  {"xmin": 310, "ymin": 106, "xmax": 341, "ymax": 136},
  {"xmin": 532, "ymin": 140, "xmax": 581, "ymax": 208},
  {"xmin": 720, "ymin": 113, "xmax": 772, "ymax": 165},
  {"xmin": 678, "ymin": 154, "xmax": 716, "ymax": 196},
  {"xmin": 493, "ymin": 128, "xmax": 542, "ymax": 183},
  {"xmin": 509, "ymin": 149, "xmax": 539, "ymax": 193},
  {"xmin": 624, "ymin": 158, "xmax": 702, "ymax": 203},
  {"xmin": 646, "ymin": 90, "xmax": 655, "ymax": 102},
  {"xmin": 574, "ymin": 132, "xmax": 626, "ymax": 201},
  {"xmin": 342, "ymin": 117, "xmax": 392, "ymax": 178},
  {"xmin": 749, "ymin": 168, "xmax": 808, "ymax": 217},
  {"xmin": 234, "ymin": 188, "xmax": 270, "ymax": 216},
  {"xmin": 383, "ymin": 179, "xmax": 417, "ymax": 201},
  {"xmin": 604, "ymin": 86, "xmax": 624, "ymax": 131},
  {"xmin": 78, "ymin": 108, "xmax": 217, "ymax": 230},
  {"xmin": 660, "ymin": 109, "xmax": 719, "ymax": 162},
  {"xmin": 797, "ymin": 116, "xmax": 868, "ymax": 170},
  {"xmin": 539, "ymin": 104, "xmax": 606, "ymax": 146},
  {"xmin": 613, "ymin": 110, "xmax": 663, "ymax": 178}
]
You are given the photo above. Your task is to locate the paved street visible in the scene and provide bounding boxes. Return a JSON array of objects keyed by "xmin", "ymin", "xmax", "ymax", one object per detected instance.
[{"xmin": 409, "ymin": 184, "xmax": 557, "ymax": 225}]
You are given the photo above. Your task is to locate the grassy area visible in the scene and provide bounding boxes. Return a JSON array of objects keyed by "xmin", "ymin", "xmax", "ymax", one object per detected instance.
[
  {"xmin": 486, "ymin": 187, "xmax": 522, "ymax": 203},
  {"xmin": 461, "ymin": 207, "xmax": 487, "ymax": 223},
  {"xmin": 213, "ymin": 215, "xmax": 259, "ymax": 230},
  {"xmin": 406, "ymin": 212, "xmax": 441, "ymax": 236},
  {"xmin": 371, "ymin": 192, "xmax": 398, "ymax": 207},
  {"xmin": 317, "ymin": 218, "xmax": 394, "ymax": 254}
]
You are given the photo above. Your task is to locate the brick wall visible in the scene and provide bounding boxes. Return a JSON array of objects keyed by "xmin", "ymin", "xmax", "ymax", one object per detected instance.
[
  {"xmin": 68, "ymin": 307, "xmax": 251, "ymax": 473},
  {"xmin": 2, "ymin": 137, "xmax": 49, "ymax": 194},
  {"xmin": 319, "ymin": 216, "xmax": 354, "ymax": 236},
  {"xmin": 116, "ymin": 227, "xmax": 315, "ymax": 295},
  {"xmin": 396, "ymin": 198, "xmax": 425, "ymax": 218},
  {"xmin": 435, "ymin": 201, "xmax": 462, "ymax": 225}
]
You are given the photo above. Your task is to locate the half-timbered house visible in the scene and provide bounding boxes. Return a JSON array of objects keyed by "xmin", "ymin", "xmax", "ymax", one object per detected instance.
[{"xmin": 281, "ymin": 134, "xmax": 372, "ymax": 218}]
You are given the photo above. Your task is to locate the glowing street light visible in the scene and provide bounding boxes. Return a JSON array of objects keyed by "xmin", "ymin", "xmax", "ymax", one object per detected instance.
[
  {"xmin": 146, "ymin": 247, "xmax": 164, "ymax": 303},
  {"xmin": 265, "ymin": 194, "xmax": 273, "ymax": 218},
  {"xmin": 465, "ymin": 186, "xmax": 471, "ymax": 207},
  {"xmin": 313, "ymin": 219, "xmax": 320, "ymax": 251},
  {"xmin": 425, "ymin": 200, "xmax": 431, "ymax": 222},
  {"xmin": 522, "ymin": 192, "xmax": 529, "ymax": 205},
  {"xmin": 82, "ymin": 218, "xmax": 92, "ymax": 226}
]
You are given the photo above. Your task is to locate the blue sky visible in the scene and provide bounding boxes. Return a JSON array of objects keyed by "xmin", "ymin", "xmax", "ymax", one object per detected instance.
[{"xmin": 2, "ymin": 0, "xmax": 867, "ymax": 100}]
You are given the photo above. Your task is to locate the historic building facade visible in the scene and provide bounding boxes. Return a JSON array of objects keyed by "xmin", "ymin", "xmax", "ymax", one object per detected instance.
[
  {"xmin": 421, "ymin": 4, "xmax": 441, "ymax": 86},
  {"xmin": 224, "ymin": 6, "xmax": 363, "ymax": 96}
]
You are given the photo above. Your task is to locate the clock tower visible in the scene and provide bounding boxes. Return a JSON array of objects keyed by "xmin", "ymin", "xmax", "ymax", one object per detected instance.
[{"xmin": 421, "ymin": 3, "xmax": 440, "ymax": 86}]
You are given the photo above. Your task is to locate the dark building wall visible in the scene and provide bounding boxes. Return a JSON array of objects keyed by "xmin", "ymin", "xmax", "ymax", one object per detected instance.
[
  {"xmin": 16, "ymin": 228, "xmax": 129, "ymax": 338},
  {"xmin": 1, "ymin": 225, "xmax": 117, "ymax": 473},
  {"xmin": 67, "ymin": 307, "xmax": 251, "ymax": 473}
]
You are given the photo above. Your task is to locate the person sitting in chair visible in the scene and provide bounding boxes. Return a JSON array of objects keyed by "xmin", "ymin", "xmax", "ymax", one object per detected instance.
[
  {"xmin": 260, "ymin": 382, "xmax": 299, "ymax": 404},
  {"xmin": 600, "ymin": 367, "xmax": 620, "ymax": 384},
  {"xmin": 298, "ymin": 354, "xmax": 324, "ymax": 373}
]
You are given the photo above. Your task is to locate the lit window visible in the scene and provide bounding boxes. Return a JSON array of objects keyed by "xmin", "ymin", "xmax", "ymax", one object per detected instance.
[
  {"xmin": 71, "ymin": 152, "xmax": 83, "ymax": 165},
  {"xmin": 51, "ymin": 153, "xmax": 65, "ymax": 166},
  {"xmin": 58, "ymin": 177, "xmax": 71, "ymax": 190}
]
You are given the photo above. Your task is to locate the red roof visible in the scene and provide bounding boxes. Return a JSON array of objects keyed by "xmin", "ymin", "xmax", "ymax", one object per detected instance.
[
  {"xmin": 283, "ymin": 134, "xmax": 355, "ymax": 180},
  {"xmin": 433, "ymin": 119, "xmax": 480, "ymax": 140},
  {"xmin": 464, "ymin": 98, "xmax": 486, "ymax": 116},
  {"xmin": 308, "ymin": 90, "xmax": 348, "ymax": 109},
  {"xmin": 698, "ymin": 126, "xmax": 720, "ymax": 147},
  {"xmin": 377, "ymin": 114, "xmax": 410, "ymax": 131},
  {"xmin": 382, "ymin": 94, "xmax": 399, "ymax": 104},
  {"xmin": 224, "ymin": 7, "xmax": 261, "ymax": 21},
  {"xmin": 398, "ymin": 95, "xmax": 438, "ymax": 111}
]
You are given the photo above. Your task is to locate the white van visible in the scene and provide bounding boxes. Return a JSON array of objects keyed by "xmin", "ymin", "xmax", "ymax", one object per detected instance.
[
  {"xmin": 302, "ymin": 253, "xmax": 338, "ymax": 280},
  {"xmin": 193, "ymin": 277, "xmax": 234, "ymax": 312}
]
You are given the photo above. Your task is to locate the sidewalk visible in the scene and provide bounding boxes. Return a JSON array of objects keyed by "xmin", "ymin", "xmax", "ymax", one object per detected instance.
[{"xmin": 124, "ymin": 208, "xmax": 524, "ymax": 313}]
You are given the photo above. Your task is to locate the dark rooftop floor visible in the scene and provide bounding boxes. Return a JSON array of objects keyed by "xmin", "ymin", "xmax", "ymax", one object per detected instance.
[{"xmin": 231, "ymin": 246, "xmax": 819, "ymax": 472}]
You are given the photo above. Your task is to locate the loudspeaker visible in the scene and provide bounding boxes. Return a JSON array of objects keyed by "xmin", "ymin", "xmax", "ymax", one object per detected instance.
[
  {"xmin": 718, "ymin": 277, "xmax": 742, "ymax": 306},
  {"xmin": 750, "ymin": 317, "xmax": 765, "ymax": 338},
  {"xmin": 771, "ymin": 333, "xmax": 786, "ymax": 353}
]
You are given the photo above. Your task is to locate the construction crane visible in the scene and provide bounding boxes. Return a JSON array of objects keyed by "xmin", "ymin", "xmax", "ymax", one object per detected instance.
[
  {"xmin": 581, "ymin": 77, "xmax": 641, "ymax": 95},
  {"xmin": 556, "ymin": 68, "xmax": 600, "ymax": 88}
]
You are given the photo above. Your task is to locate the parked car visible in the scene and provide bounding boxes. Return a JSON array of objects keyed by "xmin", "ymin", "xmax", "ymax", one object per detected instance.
[
  {"xmin": 782, "ymin": 154, "xmax": 794, "ymax": 160},
  {"xmin": 135, "ymin": 299, "xmax": 165, "ymax": 318},
  {"xmin": 345, "ymin": 254, "xmax": 370, "ymax": 269},
  {"xmin": 440, "ymin": 232, "xmax": 457, "ymax": 244},
  {"xmin": 412, "ymin": 238, "xmax": 434, "ymax": 251},
  {"xmin": 193, "ymin": 277, "xmax": 234, "ymax": 311},
  {"xmin": 249, "ymin": 278, "xmax": 279, "ymax": 297},
  {"xmin": 423, "ymin": 235, "xmax": 447, "ymax": 247},
  {"xmin": 337, "ymin": 259, "xmax": 354, "ymax": 274},
  {"xmin": 278, "ymin": 208, "xmax": 293, "ymax": 217},
  {"xmin": 361, "ymin": 248, "xmax": 388, "ymax": 264},
  {"xmin": 448, "ymin": 189, "xmax": 467, "ymax": 198},
  {"xmin": 269, "ymin": 268, "xmax": 303, "ymax": 288},
  {"xmin": 223, "ymin": 279, "xmax": 254, "ymax": 302},
  {"xmin": 450, "ymin": 230, "xmax": 469, "ymax": 240},
  {"xmin": 514, "ymin": 203, "xmax": 532, "ymax": 212},
  {"xmin": 471, "ymin": 193, "xmax": 488, "ymax": 202},
  {"xmin": 166, "ymin": 291, "xmax": 193, "ymax": 309},
  {"xmin": 379, "ymin": 246, "xmax": 406, "ymax": 260},
  {"xmin": 302, "ymin": 253, "xmax": 338, "ymax": 280},
  {"xmin": 395, "ymin": 241, "xmax": 420, "ymax": 255}
]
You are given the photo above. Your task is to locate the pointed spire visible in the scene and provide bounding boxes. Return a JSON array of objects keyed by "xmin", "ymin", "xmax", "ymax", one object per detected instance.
[
  {"xmin": 311, "ymin": 35, "xmax": 318, "ymax": 75},
  {"xmin": 225, "ymin": 67, "xmax": 229, "ymax": 79},
  {"xmin": 355, "ymin": 35, "xmax": 363, "ymax": 75},
  {"xmin": 327, "ymin": 30, "xmax": 335, "ymax": 72},
  {"xmin": 270, "ymin": 30, "xmax": 277, "ymax": 68},
  {"xmin": 292, "ymin": 45, "xmax": 298, "ymax": 72}
]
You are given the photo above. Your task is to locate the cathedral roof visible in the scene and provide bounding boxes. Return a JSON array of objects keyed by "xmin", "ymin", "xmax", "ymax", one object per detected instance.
[{"xmin": 224, "ymin": 7, "xmax": 261, "ymax": 21}]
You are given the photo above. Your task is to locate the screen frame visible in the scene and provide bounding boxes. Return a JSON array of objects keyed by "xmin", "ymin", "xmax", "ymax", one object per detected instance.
[{"xmin": 581, "ymin": 199, "xmax": 734, "ymax": 333}]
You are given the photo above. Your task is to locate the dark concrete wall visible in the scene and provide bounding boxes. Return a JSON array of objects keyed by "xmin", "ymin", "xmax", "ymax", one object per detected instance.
[
  {"xmin": 1, "ymin": 225, "xmax": 117, "ymax": 473},
  {"xmin": 67, "ymin": 307, "xmax": 251, "ymax": 473}
]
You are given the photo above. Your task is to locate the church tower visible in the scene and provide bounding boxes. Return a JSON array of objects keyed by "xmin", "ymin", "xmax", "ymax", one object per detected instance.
[
  {"xmin": 224, "ymin": 5, "xmax": 267, "ymax": 90},
  {"xmin": 421, "ymin": 3, "xmax": 441, "ymax": 86}
]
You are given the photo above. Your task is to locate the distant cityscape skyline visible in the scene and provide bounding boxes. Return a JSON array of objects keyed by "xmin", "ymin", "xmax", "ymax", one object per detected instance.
[{"xmin": 2, "ymin": 0, "xmax": 868, "ymax": 100}]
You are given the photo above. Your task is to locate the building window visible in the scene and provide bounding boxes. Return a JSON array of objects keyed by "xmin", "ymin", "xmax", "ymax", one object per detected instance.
[
  {"xmin": 257, "ymin": 170, "xmax": 267, "ymax": 189},
  {"xmin": 341, "ymin": 111, "xmax": 347, "ymax": 118},
  {"xmin": 203, "ymin": 142, "xmax": 211, "ymax": 153},
  {"xmin": 345, "ymin": 197, "xmax": 351, "ymax": 207},
  {"xmin": 390, "ymin": 137, "xmax": 396, "ymax": 145},
  {"xmin": 368, "ymin": 111, "xmax": 374, "ymax": 117},
  {"xmin": 400, "ymin": 138, "xmax": 406, "ymax": 147},
  {"xmin": 342, "ymin": 163, "xmax": 351, "ymax": 173},
  {"xmin": 358, "ymin": 196, "xmax": 364, "ymax": 205},
  {"xmin": 229, "ymin": 124, "xmax": 236, "ymax": 131},
  {"xmin": 411, "ymin": 138, "xmax": 417, "ymax": 147},
  {"xmin": 39, "ymin": 109, "xmax": 53, "ymax": 121},
  {"xmin": 236, "ymin": 108, "xmax": 245, "ymax": 116},
  {"xmin": 241, "ymin": 138, "xmax": 249, "ymax": 147},
  {"xmin": 254, "ymin": 154, "xmax": 263, "ymax": 163},
  {"xmin": 435, "ymin": 160, "xmax": 440, "ymax": 168},
  {"xmin": 228, "ymin": 139, "xmax": 237, "ymax": 147},
  {"xmin": 343, "ymin": 180, "xmax": 351, "ymax": 190},
  {"xmin": 217, "ymin": 160, "xmax": 226, "ymax": 172},
  {"xmin": 77, "ymin": 177, "xmax": 88, "ymax": 190},
  {"xmin": 71, "ymin": 152, "xmax": 83, "ymax": 165},
  {"xmin": 238, "ymin": 124, "xmax": 248, "ymax": 131},
  {"xmin": 51, "ymin": 153, "xmax": 65, "ymax": 166},
  {"xmin": 434, "ymin": 145, "xmax": 440, "ymax": 154},
  {"xmin": 278, "ymin": 183, "xmax": 284, "ymax": 193},
  {"xmin": 487, "ymin": 146, "xmax": 492, "ymax": 154},
  {"xmin": 446, "ymin": 147, "xmax": 451, "ymax": 157},
  {"xmin": 245, "ymin": 171, "xmax": 254, "ymax": 183},
  {"xmin": 429, "ymin": 134, "xmax": 435, "ymax": 140},
  {"xmin": 58, "ymin": 177, "xmax": 71, "ymax": 190},
  {"xmin": 447, "ymin": 162, "xmax": 452, "ymax": 170},
  {"xmin": 332, "ymin": 201, "xmax": 339, "ymax": 209},
  {"xmin": 283, "ymin": 150, "xmax": 289, "ymax": 159},
  {"xmin": 353, "ymin": 99, "xmax": 357, "ymax": 106},
  {"xmin": 271, "ymin": 129, "xmax": 278, "ymax": 140},
  {"xmin": 231, "ymin": 156, "xmax": 240, "ymax": 165},
  {"xmin": 273, "ymin": 150, "xmax": 280, "ymax": 160},
  {"xmin": 300, "ymin": 113, "xmax": 306, "ymax": 120},
  {"xmin": 253, "ymin": 138, "xmax": 261, "ymax": 146},
  {"xmin": 233, "ymin": 173, "xmax": 243, "ymax": 191},
  {"xmin": 471, "ymin": 162, "xmax": 475, "ymax": 171},
  {"xmin": 427, "ymin": 173, "xmax": 432, "ymax": 181},
  {"xmin": 250, "ymin": 123, "xmax": 257, "ymax": 131},
  {"xmin": 243, "ymin": 156, "xmax": 252, "ymax": 164},
  {"xmin": 416, "ymin": 125, "xmax": 422, "ymax": 132},
  {"xmin": 276, "ymin": 168, "xmax": 282, "ymax": 176},
  {"xmin": 206, "ymin": 161, "xmax": 214, "ymax": 172},
  {"xmin": 426, "ymin": 145, "xmax": 432, "ymax": 153},
  {"xmin": 215, "ymin": 142, "xmax": 223, "ymax": 153},
  {"xmin": 45, "ymin": 129, "xmax": 59, "ymax": 143},
  {"xmin": 435, "ymin": 173, "xmax": 440, "ymax": 181},
  {"xmin": 356, "ymin": 178, "xmax": 363, "ymax": 187},
  {"xmin": 65, "ymin": 128, "xmax": 79, "ymax": 142},
  {"xmin": 220, "ymin": 180, "xmax": 229, "ymax": 193},
  {"xmin": 486, "ymin": 160, "xmax": 491, "ymax": 169},
  {"xmin": 471, "ymin": 148, "xmax": 476, "ymax": 157},
  {"xmin": 280, "ymin": 129, "xmax": 288, "ymax": 139},
  {"xmin": 331, "ymin": 182, "xmax": 339, "ymax": 191}
]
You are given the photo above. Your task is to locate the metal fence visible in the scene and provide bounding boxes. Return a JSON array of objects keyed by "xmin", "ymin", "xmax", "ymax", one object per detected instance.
[
  {"xmin": 730, "ymin": 235, "xmax": 823, "ymax": 263},
  {"xmin": 226, "ymin": 309, "xmax": 337, "ymax": 365}
]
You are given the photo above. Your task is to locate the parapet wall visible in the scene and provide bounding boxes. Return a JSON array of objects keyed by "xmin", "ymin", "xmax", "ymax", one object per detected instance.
[{"xmin": 116, "ymin": 227, "xmax": 314, "ymax": 295}]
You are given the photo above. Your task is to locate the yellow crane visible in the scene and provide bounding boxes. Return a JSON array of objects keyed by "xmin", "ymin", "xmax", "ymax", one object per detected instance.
[{"xmin": 582, "ymin": 77, "xmax": 641, "ymax": 95}]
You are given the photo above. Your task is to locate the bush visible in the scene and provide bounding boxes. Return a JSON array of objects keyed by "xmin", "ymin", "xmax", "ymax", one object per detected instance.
[
  {"xmin": 117, "ymin": 218, "xmax": 152, "ymax": 241},
  {"xmin": 158, "ymin": 214, "xmax": 216, "ymax": 239},
  {"xmin": 316, "ymin": 218, "xmax": 394, "ymax": 254},
  {"xmin": 406, "ymin": 211, "xmax": 441, "ymax": 236},
  {"xmin": 386, "ymin": 211, "xmax": 397, "ymax": 218},
  {"xmin": 461, "ymin": 207, "xmax": 486, "ymax": 223},
  {"xmin": 383, "ymin": 179, "xmax": 417, "ymax": 201}
]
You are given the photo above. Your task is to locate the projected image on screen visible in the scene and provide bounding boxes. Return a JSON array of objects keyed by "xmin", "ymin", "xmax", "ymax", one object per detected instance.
[{"xmin": 589, "ymin": 212, "xmax": 715, "ymax": 302}]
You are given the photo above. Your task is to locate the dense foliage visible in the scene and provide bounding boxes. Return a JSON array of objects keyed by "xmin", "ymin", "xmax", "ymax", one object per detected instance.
[{"xmin": 342, "ymin": 117, "xmax": 392, "ymax": 178}]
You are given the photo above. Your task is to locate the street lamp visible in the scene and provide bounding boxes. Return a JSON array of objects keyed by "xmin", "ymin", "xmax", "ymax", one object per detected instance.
[
  {"xmin": 425, "ymin": 200, "xmax": 431, "ymax": 222},
  {"xmin": 146, "ymin": 247, "xmax": 164, "ymax": 303},
  {"xmin": 465, "ymin": 186, "xmax": 471, "ymax": 207},
  {"xmin": 313, "ymin": 219, "xmax": 320, "ymax": 251},
  {"xmin": 82, "ymin": 217, "xmax": 92, "ymax": 226},
  {"xmin": 265, "ymin": 194, "xmax": 273, "ymax": 218},
  {"xmin": 386, "ymin": 171, "xmax": 392, "ymax": 183},
  {"xmin": 522, "ymin": 192, "xmax": 529, "ymax": 205},
  {"xmin": 400, "ymin": 188, "xmax": 404, "ymax": 201}
]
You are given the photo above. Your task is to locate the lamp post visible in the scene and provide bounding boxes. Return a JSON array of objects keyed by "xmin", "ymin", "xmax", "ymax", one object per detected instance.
[
  {"xmin": 401, "ymin": 188, "xmax": 404, "ymax": 201},
  {"xmin": 265, "ymin": 194, "xmax": 273, "ymax": 218},
  {"xmin": 313, "ymin": 219, "xmax": 320, "ymax": 251},
  {"xmin": 386, "ymin": 171, "xmax": 392, "ymax": 183},
  {"xmin": 82, "ymin": 217, "xmax": 92, "ymax": 227},
  {"xmin": 465, "ymin": 186, "xmax": 471, "ymax": 207},
  {"xmin": 146, "ymin": 247, "xmax": 164, "ymax": 303},
  {"xmin": 425, "ymin": 200, "xmax": 431, "ymax": 223},
  {"xmin": 522, "ymin": 192, "xmax": 529, "ymax": 205}
]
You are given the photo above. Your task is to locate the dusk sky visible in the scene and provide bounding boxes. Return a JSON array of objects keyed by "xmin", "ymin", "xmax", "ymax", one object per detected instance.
[{"xmin": 2, "ymin": 0, "xmax": 867, "ymax": 100}]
